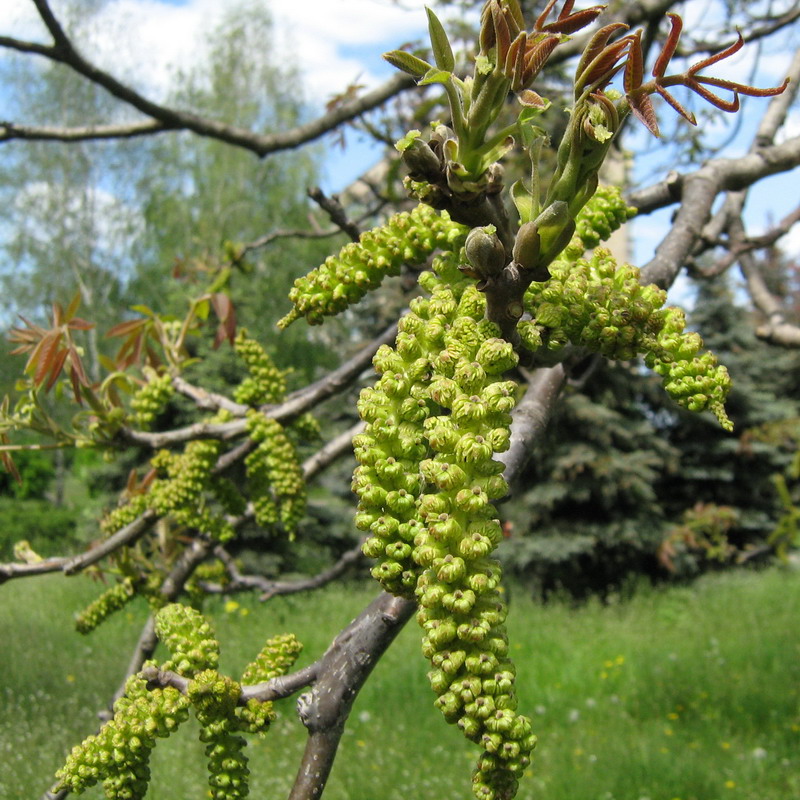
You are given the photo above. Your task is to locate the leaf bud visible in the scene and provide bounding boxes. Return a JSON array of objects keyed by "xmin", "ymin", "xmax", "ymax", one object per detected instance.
[
  {"xmin": 465, "ymin": 226, "xmax": 507, "ymax": 278},
  {"xmin": 512, "ymin": 221, "xmax": 541, "ymax": 271}
]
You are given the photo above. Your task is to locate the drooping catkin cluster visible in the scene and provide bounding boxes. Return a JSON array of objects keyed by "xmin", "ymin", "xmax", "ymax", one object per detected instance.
[
  {"xmin": 148, "ymin": 439, "xmax": 236, "ymax": 541},
  {"xmin": 278, "ymin": 204, "xmax": 468, "ymax": 328},
  {"xmin": 157, "ymin": 604, "xmax": 249, "ymax": 800},
  {"xmin": 524, "ymin": 248, "xmax": 733, "ymax": 430},
  {"xmin": 156, "ymin": 602, "xmax": 221, "ymax": 674},
  {"xmin": 190, "ymin": 670, "xmax": 250, "ymax": 800},
  {"xmin": 354, "ymin": 265, "xmax": 536, "ymax": 800},
  {"xmin": 54, "ymin": 672, "xmax": 190, "ymax": 799},
  {"xmin": 244, "ymin": 410, "xmax": 306, "ymax": 533},
  {"xmin": 75, "ymin": 576, "xmax": 138, "ymax": 634},
  {"xmin": 233, "ymin": 330, "xmax": 287, "ymax": 406},
  {"xmin": 352, "ymin": 249, "xmax": 469, "ymax": 595},
  {"xmin": 131, "ymin": 367, "xmax": 174, "ymax": 430}
]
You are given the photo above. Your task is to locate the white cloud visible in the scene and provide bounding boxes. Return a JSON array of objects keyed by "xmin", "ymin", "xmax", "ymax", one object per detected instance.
[{"xmin": 272, "ymin": 0, "xmax": 429, "ymax": 101}]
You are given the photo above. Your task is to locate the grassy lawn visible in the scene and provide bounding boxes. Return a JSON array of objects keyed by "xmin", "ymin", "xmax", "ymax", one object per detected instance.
[{"xmin": 1, "ymin": 567, "xmax": 798, "ymax": 800}]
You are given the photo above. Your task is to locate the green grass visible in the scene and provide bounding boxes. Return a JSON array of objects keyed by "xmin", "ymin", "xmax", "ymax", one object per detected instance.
[{"xmin": 1, "ymin": 568, "xmax": 799, "ymax": 800}]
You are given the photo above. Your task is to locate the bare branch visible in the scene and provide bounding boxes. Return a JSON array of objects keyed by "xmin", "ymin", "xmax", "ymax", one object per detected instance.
[
  {"xmin": 0, "ymin": 2, "xmax": 416, "ymax": 157},
  {"xmin": 301, "ymin": 421, "xmax": 363, "ymax": 479},
  {"xmin": 118, "ymin": 322, "xmax": 396, "ymax": 449},
  {"xmin": 288, "ymin": 591, "xmax": 415, "ymax": 800},
  {"xmin": 499, "ymin": 366, "xmax": 567, "ymax": 485},
  {"xmin": 0, "ymin": 119, "xmax": 168, "ymax": 143},
  {"xmin": 308, "ymin": 188, "xmax": 362, "ymax": 242},
  {"xmin": 202, "ymin": 539, "xmax": 366, "ymax": 600},
  {"xmin": 0, "ymin": 508, "xmax": 158, "ymax": 583},
  {"xmin": 171, "ymin": 376, "xmax": 249, "ymax": 416}
]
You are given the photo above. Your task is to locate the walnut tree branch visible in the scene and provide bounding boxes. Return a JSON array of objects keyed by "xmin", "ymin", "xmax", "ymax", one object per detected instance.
[{"xmin": 1, "ymin": 0, "xmax": 415, "ymax": 157}]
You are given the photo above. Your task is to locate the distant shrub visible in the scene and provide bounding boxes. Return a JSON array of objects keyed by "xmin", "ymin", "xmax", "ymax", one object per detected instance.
[{"xmin": 0, "ymin": 498, "xmax": 79, "ymax": 561}]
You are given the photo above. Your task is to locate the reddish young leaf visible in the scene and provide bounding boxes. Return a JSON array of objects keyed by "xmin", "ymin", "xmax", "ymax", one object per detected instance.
[
  {"xmin": 210, "ymin": 293, "xmax": 236, "ymax": 349},
  {"xmin": 624, "ymin": 30, "xmax": 644, "ymax": 95},
  {"xmin": 655, "ymin": 84, "xmax": 697, "ymax": 125},
  {"xmin": 630, "ymin": 92, "xmax": 661, "ymax": 137},
  {"xmin": 69, "ymin": 366, "xmax": 82, "ymax": 404},
  {"xmin": 652, "ymin": 13, "xmax": 682, "ymax": 79},
  {"xmin": 1, "ymin": 448, "xmax": 21, "ymax": 484},
  {"xmin": 491, "ymin": 0, "xmax": 512, "ymax": 63},
  {"xmin": 504, "ymin": 30, "xmax": 527, "ymax": 81},
  {"xmin": 534, "ymin": 0, "xmax": 561, "ymax": 31},
  {"xmin": 575, "ymin": 23, "xmax": 629, "ymax": 92},
  {"xmin": 67, "ymin": 317, "xmax": 95, "ymax": 331},
  {"xmin": 68, "ymin": 346, "xmax": 90, "ymax": 389},
  {"xmin": 687, "ymin": 31, "xmax": 744, "ymax": 76},
  {"xmin": 107, "ymin": 318, "xmax": 148, "ymax": 339},
  {"xmin": 65, "ymin": 291, "xmax": 82, "ymax": 322},
  {"xmin": 576, "ymin": 36, "xmax": 630, "ymax": 96},
  {"xmin": 697, "ymin": 74, "xmax": 791, "ymax": 98},
  {"xmin": 542, "ymin": 5, "xmax": 605, "ymax": 35},
  {"xmin": 31, "ymin": 331, "xmax": 63, "ymax": 385},
  {"xmin": 687, "ymin": 79, "xmax": 740, "ymax": 112},
  {"xmin": 45, "ymin": 347, "xmax": 69, "ymax": 392},
  {"xmin": 522, "ymin": 34, "xmax": 559, "ymax": 87},
  {"xmin": 52, "ymin": 301, "xmax": 63, "ymax": 329}
]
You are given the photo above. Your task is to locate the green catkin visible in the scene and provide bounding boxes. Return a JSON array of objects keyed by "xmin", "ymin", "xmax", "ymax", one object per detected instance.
[
  {"xmin": 101, "ymin": 493, "xmax": 149, "ymax": 536},
  {"xmin": 155, "ymin": 603, "xmax": 220, "ymax": 675},
  {"xmin": 233, "ymin": 330, "xmax": 287, "ymax": 406},
  {"xmin": 352, "ymin": 249, "xmax": 470, "ymax": 596},
  {"xmin": 75, "ymin": 577, "xmax": 138, "ymax": 634},
  {"xmin": 236, "ymin": 633, "xmax": 303, "ymax": 734},
  {"xmin": 525, "ymin": 247, "xmax": 733, "ymax": 430},
  {"xmin": 210, "ymin": 476, "xmax": 248, "ymax": 516},
  {"xmin": 240, "ymin": 633, "xmax": 303, "ymax": 685},
  {"xmin": 131, "ymin": 367, "xmax": 174, "ymax": 430},
  {"xmin": 245, "ymin": 411, "xmax": 307, "ymax": 533},
  {"xmin": 278, "ymin": 204, "xmax": 468, "ymax": 328},
  {"xmin": 354, "ymin": 268, "xmax": 535, "ymax": 800},
  {"xmin": 145, "ymin": 440, "xmax": 236, "ymax": 542},
  {"xmin": 573, "ymin": 184, "xmax": 636, "ymax": 252},
  {"xmin": 55, "ymin": 672, "xmax": 190, "ymax": 798},
  {"xmin": 289, "ymin": 411, "xmax": 321, "ymax": 440},
  {"xmin": 189, "ymin": 670, "xmax": 250, "ymax": 800}
]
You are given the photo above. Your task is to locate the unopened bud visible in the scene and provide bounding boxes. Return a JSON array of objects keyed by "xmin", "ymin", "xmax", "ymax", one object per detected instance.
[{"xmin": 465, "ymin": 226, "xmax": 507, "ymax": 278}]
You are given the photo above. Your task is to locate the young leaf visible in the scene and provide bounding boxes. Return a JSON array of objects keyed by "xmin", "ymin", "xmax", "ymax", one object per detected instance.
[
  {"xmin": 426, "ymin": 7, "xmax": 455, "ymax": 72},
  {"xmin": 511, "ymin": 179, "xmax": 535, "ymax": 224},
  {"xmin": 419, "ymin": 67, "xmax": 453, "ymax": 86},
  {"xmin": 383, "ymin": 50, "xmax": 432, "ymax": 78}
]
